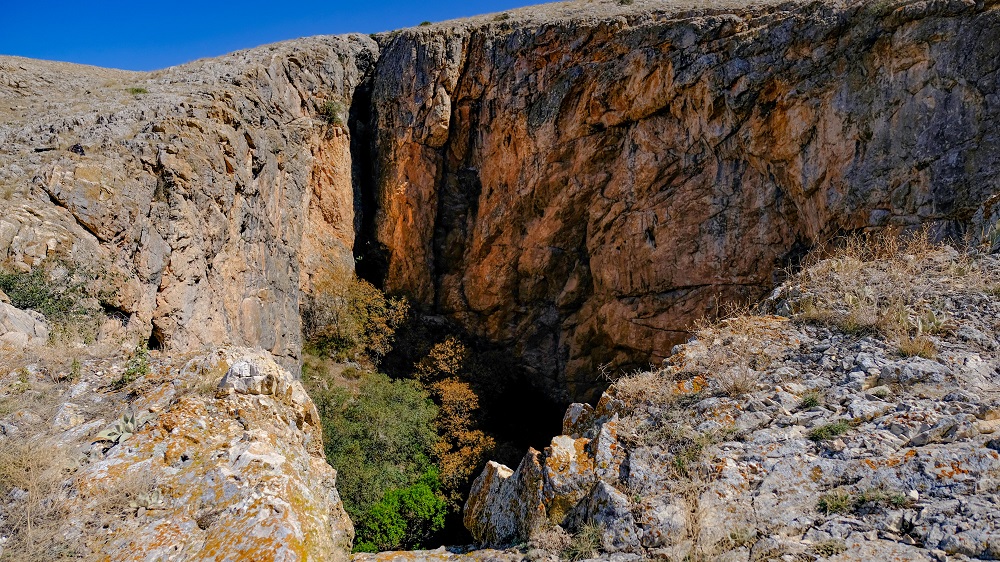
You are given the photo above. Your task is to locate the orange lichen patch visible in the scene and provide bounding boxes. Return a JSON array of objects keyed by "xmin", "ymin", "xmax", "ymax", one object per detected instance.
[
  {"xmin": 932, "ymin": 460, "xmax": 971, "ymax": 480},
  {"xmin": 62, "ymin": 348, "xmax": 352, "ymax": 561},
  {"xmin": 544, "ymin": 436, "xmax": 594, "ymax": 477},
  {"xmin": 810, "ymin": 465, "xmax": 824, "ymax": 482},
  {"xmin": 677, "ymin": 375, "xmax": 707, "ymax": 394}
]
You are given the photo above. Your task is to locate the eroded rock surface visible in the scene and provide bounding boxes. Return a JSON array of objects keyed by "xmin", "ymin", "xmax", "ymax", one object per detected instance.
[
  {"xmin": 0, "ymin": 34, "xmax": 376, "ymax": 369},
  {"xmin": 464, "ymin": 246, "xmax": 1000, "ymax": 561},
  {"xmin": 371, "ymin": 0, "xmax": 1000, "ymax": 401},
  {"xmin": 0, "ymin": 345, "xmax": 353, "ymax": 560}
]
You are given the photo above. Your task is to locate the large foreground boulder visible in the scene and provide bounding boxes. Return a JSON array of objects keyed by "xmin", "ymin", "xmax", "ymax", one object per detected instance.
[{"xmin": 0, "ymin": 346, "xmax": 353, "ymax": 561}]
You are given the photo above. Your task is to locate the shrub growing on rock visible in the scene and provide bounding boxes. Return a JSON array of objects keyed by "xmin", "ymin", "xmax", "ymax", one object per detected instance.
[
  {"xmin": 303, "ymin": 272, "xmax": 408, "ymax": 365},
  {"xmin": 0, "ymin": 260, "xmax": 118, "ymax": 343}
]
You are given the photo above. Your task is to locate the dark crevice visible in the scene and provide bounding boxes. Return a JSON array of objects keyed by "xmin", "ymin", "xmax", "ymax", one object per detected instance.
[
  {"xmin": 349, "ymin": 69, "xmax": 388, "ymax": 287},
  {"xmin": 147, "ymin": 322, "xmax": 165, "ymax": 351}
]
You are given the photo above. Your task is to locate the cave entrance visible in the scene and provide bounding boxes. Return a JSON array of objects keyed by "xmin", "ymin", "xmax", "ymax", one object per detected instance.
[{"xmin": 377, "ymin": 314, "xmax": 569, "ymax": 546}]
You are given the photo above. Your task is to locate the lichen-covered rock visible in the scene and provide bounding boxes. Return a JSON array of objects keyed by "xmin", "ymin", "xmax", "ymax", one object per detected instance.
[
  {"xmin": 463, "ymin": 452, "xmax": 547, "ymax": 548},
  {"xmin": 0, "ymin": 347, "xmax": 354, "ymax": 561}
]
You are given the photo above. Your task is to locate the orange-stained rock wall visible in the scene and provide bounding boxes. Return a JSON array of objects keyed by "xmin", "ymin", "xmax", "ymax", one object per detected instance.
[{"xmin": 370, "ymin": 0, "xmax": 1000, "ymax": 401}]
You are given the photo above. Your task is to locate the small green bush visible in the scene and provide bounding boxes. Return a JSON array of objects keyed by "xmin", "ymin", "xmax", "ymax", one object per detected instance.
[
  {"xmin": 0, "ymin": 262, "xmax": 107, "ymax": 341},
  {"xmin": 112, "ymin": 344, "xmax": 150, "ymax": 390},
  {"xmin": 0, "ymin": 266, "xmax": 88, "ymax": 322},
  {"xmin": 798, "ymin": 392, "xmax": 821, "ymax": 410},
  {"xmin": 808, "ymin": 421, "xmax": 851, "ymax": 442},
  {"xmin": 318, "ymin": 99, "xmax": 345, "ymax": 126},
  {"xmin": 353, "ymin": 469, "xmax": 447, "ymax": 552},
  {"xmin": 817, "ymin": 490, "xmax": 853, "ymax": 514},
  {"xmin": 812, "ymin": 539, "xmax": 847, "ymax": 556},
  {"xmin": 418, "ymin": 21, "xmax": 432, "ymax": 26},
  {"xmin": 126, "ymin": 87, "xmax": 149, "ymax": 95},
  {"xmin": 818, "ymin": 487, "xmax": 912, "ymax": 517}
]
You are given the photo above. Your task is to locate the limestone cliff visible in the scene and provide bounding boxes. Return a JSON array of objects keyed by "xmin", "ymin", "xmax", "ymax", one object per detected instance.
[
  {"xmin": 0, "ymin": 35, "xmax": 376, "ymax": 370},
  {"xmin": 2, "ymin": 0, "xmax": 1000, "ymax": 403},
  {"xmin": 370, "ymin": 0, "xmax": 1000, "ymax": 402}
]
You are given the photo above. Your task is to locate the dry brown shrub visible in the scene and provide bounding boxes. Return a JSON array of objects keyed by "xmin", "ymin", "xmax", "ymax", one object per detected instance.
[
  {"xmin": 415, "ymin": 337, "xmax": 467, "ymax": 383},
  {"xmin": 302, "ymin": 270, "xmax": 408, "ymax": 365},
  {"xmin": 429, "ymin": 377, "xmax": 495, "ymax": 507},
  {"xmin": 689, "ymin": 314, "xmax": 791, "ymax": 397}
]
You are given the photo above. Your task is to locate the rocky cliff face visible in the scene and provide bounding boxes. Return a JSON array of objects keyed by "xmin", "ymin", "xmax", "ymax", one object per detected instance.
[
  {"xmin": 370, "ymin": 0, "xmax": 1000, "ymax": 401},
  {"xmin": 3, "ymin": 0, "xmax": 999, "ymax": 402},
  {"xmin": 0, "ymin": 35, "xmax": 376, "ymax": 369}
]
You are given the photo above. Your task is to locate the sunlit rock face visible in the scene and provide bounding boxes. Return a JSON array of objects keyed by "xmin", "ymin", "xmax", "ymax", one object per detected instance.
[
  {"xmin": 370, "ymin": 0, "xmax": 1000, "ymax": 401},
  {"xmin": 0, "ymin": 35, "xmax": 377, "ymax": 371}
]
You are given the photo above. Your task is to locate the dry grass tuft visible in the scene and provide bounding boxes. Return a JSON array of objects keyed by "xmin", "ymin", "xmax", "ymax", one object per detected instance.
[
  {"xmin": 785, "ymin": 228, "xmax": 995, "ymax": 342},
  {"xmin": 896, "ymin": 335, "xmax": 937, "ymax": 359},
  {"xmin": 0, "ymin": 438, "xmax": 77, "ymax": 561},
  {"xmin": 687, "ymin": 313, "xmax": 791, "ymax": 397}
]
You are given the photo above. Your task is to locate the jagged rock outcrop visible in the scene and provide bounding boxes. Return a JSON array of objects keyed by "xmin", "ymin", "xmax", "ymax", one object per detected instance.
[
  {"xmin": 0, "ymin": 35, "xmax": 376, "ymax": 369},
  {"xmin": 371, "ymin": 0, "xmax": 1000, "ymax": 401},
  {"xmin": 0, "ymin": 345, "xmax": 353, "ymax": 560},
  {"xmin": 463, "ymin": 245, "xmax": 1000, "ymax": 561}
]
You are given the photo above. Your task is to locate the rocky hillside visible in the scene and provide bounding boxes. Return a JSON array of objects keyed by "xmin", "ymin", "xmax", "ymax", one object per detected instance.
[
  {"xmin": 0, "ymin": 36, "xmax": 377, "ymax": 371},
  {"xmin": 463, "ymin": 239, "xmax": 1000, "ymax": 561}
]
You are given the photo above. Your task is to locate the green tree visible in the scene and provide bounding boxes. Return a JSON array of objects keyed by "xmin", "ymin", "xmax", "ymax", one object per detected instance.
[
  {"xmin": 353, "ymin": 469, "xmax": 447, "ymax": 552},
  {"xmin": 303, "ymin": 366, "xmax": 444, "ymax": 550}
]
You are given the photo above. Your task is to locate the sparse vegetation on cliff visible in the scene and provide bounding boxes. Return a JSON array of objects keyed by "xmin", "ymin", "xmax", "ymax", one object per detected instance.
[
  {"xmin": 0, "ymin": 263, "xmax": 96, "ymax": 334},
  {"xmin": 318, "ymin": 98, "xmax": 346, "ymax": 127}
]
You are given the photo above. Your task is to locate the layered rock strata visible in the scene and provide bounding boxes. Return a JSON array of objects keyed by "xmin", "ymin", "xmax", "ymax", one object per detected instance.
[{"xmin": 371, "ymin": 0, "xmax": 1000, "ymax": 401}]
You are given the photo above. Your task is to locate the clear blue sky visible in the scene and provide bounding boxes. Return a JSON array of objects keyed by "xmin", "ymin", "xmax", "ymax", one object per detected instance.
[{"xmin": 1, "ymin": 1, "xmax": 538, "ymax": 71}]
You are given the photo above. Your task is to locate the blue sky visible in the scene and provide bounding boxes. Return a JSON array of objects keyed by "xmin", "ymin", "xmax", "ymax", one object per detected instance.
[{"xmin": 1, "ymin": 1, "xmax": 538, "ymax": 71}]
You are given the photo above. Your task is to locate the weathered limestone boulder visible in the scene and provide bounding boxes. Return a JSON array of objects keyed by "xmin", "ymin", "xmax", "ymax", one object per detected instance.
[
  {"xmin": 371, "ymin": 0, "xmax": 1000, "ymax": 401},
  {"xmin": 0, "ymin": 301, "xmax": 48, "ymax": 350},
  {"xmin": 0, "ymin": 347, "xmax": 354, "ymax": 561}
]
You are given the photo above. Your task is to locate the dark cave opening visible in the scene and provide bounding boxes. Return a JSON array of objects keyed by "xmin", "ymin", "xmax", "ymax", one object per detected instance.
[
  {"xmin": 341, "ymin": 73, "xmax": 568, "ymax": 549},
  {"xmin": 376, "ymin": 312, "xmax": 569, "ymax": 547}
]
